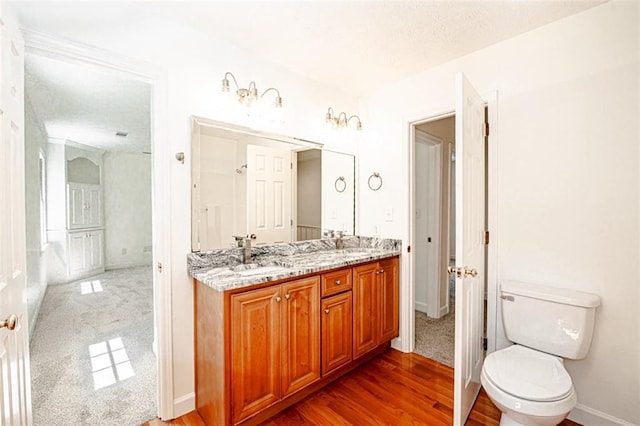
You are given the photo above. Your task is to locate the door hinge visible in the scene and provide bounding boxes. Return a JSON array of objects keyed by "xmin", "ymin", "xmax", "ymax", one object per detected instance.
[
  {"xmin": 484, "ymin": 231, "xmax": 490, "ymax": 245},
  {"xmin": 483, "ymin": 122, "xmax": 489, "ymax": 137},
  {"xmin": 157, "ymin": 262, "xmax": 163, "ymax": 273},
  {"xmin": 482, "ymin": 337, "xmax": 488, "ymax": 351},
  {"xmin": 407, "ymin": 245, "xmax": 411, "ymax": 253}
]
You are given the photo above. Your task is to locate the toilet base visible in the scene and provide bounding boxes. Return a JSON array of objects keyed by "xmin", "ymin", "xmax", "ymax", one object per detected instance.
[
  {"xmin": 498, "ymin": 411, "xmax": 569, "ymax": 426},
  {"xmin": 500, "ymin": 413, "xmax": 525, "ymax": 426}
]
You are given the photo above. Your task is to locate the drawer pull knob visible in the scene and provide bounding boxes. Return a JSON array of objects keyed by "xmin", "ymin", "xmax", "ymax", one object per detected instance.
[
  {"xmin": 324, "ymin": 309, "xmax": 330, "ymax": 314},
  {"xmin": 335, "ymin": 280, "xmax": 341, "ymax": 285}
]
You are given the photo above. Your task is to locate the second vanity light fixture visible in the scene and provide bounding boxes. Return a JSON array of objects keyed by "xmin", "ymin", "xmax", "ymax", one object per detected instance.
[
  {"xmin": 221, "ymin": 71, "xmax": 283, "ymax": 108},
  {"xmin": 325, "ymin": 107, "xmax": 363, "ymax": 131}
]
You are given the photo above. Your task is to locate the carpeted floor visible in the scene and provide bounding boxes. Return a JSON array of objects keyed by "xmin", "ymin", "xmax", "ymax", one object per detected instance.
[
  {"xmin": 413, "ymin": 303, "xmax": 455, "ymax": 367},
  {"xmin": 30, "ymin": 266, "xmax": 157, "ymax": 426}
]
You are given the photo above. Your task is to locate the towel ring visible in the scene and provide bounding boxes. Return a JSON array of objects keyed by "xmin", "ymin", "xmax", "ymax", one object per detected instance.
[
  {"xmin": 368, "ymin": 172, "xmax": 382, "ymax": 191},
  {"xmin": 334, "ymin": 176, "xmax": 347, "ymax": 193}
]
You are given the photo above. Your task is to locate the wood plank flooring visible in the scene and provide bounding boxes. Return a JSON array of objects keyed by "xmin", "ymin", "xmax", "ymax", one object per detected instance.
[{"xmin": 142, "ymin": 349, "xmax": 581, "ymax": 425}]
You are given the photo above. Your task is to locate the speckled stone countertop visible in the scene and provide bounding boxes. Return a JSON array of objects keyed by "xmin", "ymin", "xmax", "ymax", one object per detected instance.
[{"xmin": 188, "ymin": 236, "xmax": 401, "ymax": 292}]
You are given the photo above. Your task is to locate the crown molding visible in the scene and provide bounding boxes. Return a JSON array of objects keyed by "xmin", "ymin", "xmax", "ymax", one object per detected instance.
[{"xmin": 21, "ymin": 29, "xmax": 161, "ymax": 83}]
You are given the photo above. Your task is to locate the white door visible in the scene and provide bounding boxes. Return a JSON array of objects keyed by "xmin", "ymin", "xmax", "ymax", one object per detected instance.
[
  {"xmin": 0, "ymin": 4, "xmax": 32, "ymax": 424},
  {"xmin": 453, "ymin": 73, "xmax": 486, "ymax": 426},
  {"xmin": 246, "ymin": 144, "xmax": 292, "ymax": 245}
]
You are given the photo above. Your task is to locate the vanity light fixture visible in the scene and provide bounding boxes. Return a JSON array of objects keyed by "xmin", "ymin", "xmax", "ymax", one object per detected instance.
[
  {"xmin": 325, "ymin": 107, "xmax": 363, "ymax": 131},
  {"xmin": 221, "ymin": 71, "xmax": 283, "ymax": 108}
]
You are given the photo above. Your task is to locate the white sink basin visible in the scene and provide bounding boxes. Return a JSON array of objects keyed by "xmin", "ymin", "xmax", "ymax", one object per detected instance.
[{"xmin": 235, "ymin": 265, "xmax": 288, "ymax": 277}]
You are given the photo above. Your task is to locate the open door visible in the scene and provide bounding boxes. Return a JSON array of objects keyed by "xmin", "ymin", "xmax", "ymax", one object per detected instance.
[
  {"xmin": 246, "ymin": 144, "xmax": 293, "ymax": 245},
  {"xmin": 452, "ymin": 73, "xmax": 486, "ymax": 426},
  {"xmin": 0, "ymin": 4, "xmax": 32, "ymax": 424}
]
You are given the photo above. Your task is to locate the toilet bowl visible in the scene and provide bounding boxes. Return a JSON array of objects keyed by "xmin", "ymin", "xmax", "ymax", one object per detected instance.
[{"xmin": 481, "ymin": 345, "xmax": 577, "ymax": 426}]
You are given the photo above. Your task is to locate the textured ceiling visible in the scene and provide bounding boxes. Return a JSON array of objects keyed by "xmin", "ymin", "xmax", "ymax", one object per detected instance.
[
  {"xmin": 17, "ymin": 1, "xmax": 604, "ymax": 152},
  {"xmin": 25, "ymin": 53, "xmax": 151, "ymax": 153},
  {"xmin": 143, "ymin": 1, "xmax": 604, "ymax": 95}
]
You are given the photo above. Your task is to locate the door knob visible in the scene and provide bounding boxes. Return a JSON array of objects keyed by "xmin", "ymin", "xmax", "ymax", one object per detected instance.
[
  {"xmin": 0, "ymin": 314, "xmax": 17, "ymax": 331},
  {"xmin": 285, "ymin": 294, "xmax": 291, "ymax": 300},
  {"xmin": 447, "ymin": 266, "xmax": 478, "ymax": 278},
  {"xmin": 275, "ymin": 296, "xmax": 282, "ymax": 302},
  {"xmin": 324, "ymin": 309, "xmax": 330, "ymax": 314}
]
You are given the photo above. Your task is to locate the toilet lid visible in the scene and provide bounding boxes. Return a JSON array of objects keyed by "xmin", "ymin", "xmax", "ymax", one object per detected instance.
[{"xmin": 484, "ymin": 345, "xmax": 573, "ymax": 402}]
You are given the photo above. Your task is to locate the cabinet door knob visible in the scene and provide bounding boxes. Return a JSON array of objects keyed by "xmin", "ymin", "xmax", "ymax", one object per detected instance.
[
  {"xmin": 285, "ymin": 294, "xmax": 291, "ymax": 300},
  {"xmin": 324, "ymin": 308, "xmax": 330, "ymax": 314},
  {"xmin": 335, "ymin": 279, "xmax": 341, "ymax": 285},
  {"xmin": 275, "ymin": 296, "xmax": 282, "ymax": 302}
]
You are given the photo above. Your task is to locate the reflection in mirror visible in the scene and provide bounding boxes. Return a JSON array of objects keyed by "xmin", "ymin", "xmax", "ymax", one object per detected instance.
[{"xmin": 191, "ymin": 117, "xmax": 356, "ymax": 252}]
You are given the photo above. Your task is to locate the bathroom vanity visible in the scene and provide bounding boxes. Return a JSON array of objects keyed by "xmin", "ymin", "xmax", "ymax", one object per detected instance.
[{"xmin": 189, "ymin": 237, "xmax": 401, "ymax": 425}]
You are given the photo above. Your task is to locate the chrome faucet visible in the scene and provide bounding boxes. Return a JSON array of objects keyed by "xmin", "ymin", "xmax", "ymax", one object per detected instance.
[
  {"xmin": 335, "ymin": 230, "xmax": 344, "ymax": 250},
  {"xmin": 233, "ymin": 234, "xmax": 256, "ymax": 264},
  {"xmin": 242, "ymin": 237, "xmax": 252, "ymax": 264}
]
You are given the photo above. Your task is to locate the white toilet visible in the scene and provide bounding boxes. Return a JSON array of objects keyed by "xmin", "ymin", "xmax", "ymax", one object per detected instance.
[{"xmin": 481, "ymin": 281, "xmax": 601, "ymax": 426}]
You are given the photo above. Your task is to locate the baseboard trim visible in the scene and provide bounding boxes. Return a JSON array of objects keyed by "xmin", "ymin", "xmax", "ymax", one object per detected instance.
[
  {"xmin": 105, "ymin": 262, "xmax": 152, "ymax": 270},
  {"xmin": 415, "ymin": 301, "xmax": 428, "ymax": 313},
  {"xmin": 569, "ymin": 404, "xmax": 636, "ymax": 426},
  {"xmin": 439, "ymin": 304, "xmax": 449, "ymax": 317},
  {"xmin": 171, "ymin": 392, "xmax": 195, "ymax": 420}
]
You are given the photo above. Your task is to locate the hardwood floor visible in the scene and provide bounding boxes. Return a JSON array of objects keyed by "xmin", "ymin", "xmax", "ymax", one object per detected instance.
[{"xmin": 142, "ymin": 349, "xmax": 581, "ymax": 425}]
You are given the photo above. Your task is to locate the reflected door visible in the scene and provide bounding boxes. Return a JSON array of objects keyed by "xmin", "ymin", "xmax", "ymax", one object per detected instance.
[{"xmin": 246, "ymin": 145, "xmax": 292, "ymax": 245}]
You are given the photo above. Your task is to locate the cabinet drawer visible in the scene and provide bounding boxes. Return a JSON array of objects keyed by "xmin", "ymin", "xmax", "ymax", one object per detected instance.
[{"xmin": 321, "ymin": 269, "xmax": 352, "ymax": 297}]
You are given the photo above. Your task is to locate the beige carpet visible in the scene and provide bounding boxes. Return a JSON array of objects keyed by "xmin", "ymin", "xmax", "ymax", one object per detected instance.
[
  {"xmin": 413, "ymin": 306, "xmax": 455, "ymax": 367},
  {"xmin": 30, "ymin": 266, "xmax": 156, "ymax": 426}
]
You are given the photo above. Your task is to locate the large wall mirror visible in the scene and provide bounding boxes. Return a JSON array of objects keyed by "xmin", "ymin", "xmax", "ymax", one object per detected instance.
[{"xmin": 191, "ymin": 116, "xmax": 356, "ymax": 252}]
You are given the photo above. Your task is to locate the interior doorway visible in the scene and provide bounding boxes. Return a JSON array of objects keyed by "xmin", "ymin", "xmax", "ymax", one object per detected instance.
[
  {"xmin": 412, "ymin": 115, "xmax": 456, "ymax": 367},
  {"xmin": 24, "ymin": 51, "xmax": 158, "ymax": 424}
]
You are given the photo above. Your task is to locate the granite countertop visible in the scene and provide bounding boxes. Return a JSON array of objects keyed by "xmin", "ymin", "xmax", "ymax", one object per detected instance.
[{"xmin": 188, "ymin": 236, "xmax": 401, "ymax": 292}]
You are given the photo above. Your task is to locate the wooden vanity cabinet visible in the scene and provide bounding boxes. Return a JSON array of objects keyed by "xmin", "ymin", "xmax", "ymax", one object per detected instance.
[
  {"xmin": 230, "ymin": 276, "xmax": 320, "ymax": 424},
  {"xmin": 353, "ymin": 257, "xmax": 399, "ymax": 359},
  {"xmin": 194, "ymin": 255, "xmax": 399, "ymax": 426}
]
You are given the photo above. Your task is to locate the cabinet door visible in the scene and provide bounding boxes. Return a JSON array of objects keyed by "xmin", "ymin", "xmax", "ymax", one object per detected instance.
[
  {"xmin": 68, "ymin": 184, "xmax": 85, "ymax": 229},
  {"xmin": 281, "ymin": 276, "xmax": 320, "ymax": 396},
  {"xmin": 353, "ymin": 263, "xmax": 379, "ymax": 359},
  {"xmin": 231, "ymin": 286, "xmax": 281, "ymax": 423},
  {"xmin": 321, "ymin": 292, "xmax": 352, "ymax": 376},
  {"xmin": 87, "ymin": 231, "xmax": 103, "ymax": 270},
  {"xmin": 68, "ymin": 232, "xmax": 86, "ymax": 274},
  {"xmin": 379, "ymin": 257, "xmax": 400, "ymax": 343},
  {"xmin": 85, "ymin": 186, "xmax": 102, "ymax": 227}
]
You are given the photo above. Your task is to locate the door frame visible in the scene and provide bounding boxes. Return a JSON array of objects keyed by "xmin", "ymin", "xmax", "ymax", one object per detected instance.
[
  {"xmin": 22, "ymin": 31, "xmax": 174, "ymax": 419},
  {"xmin": 399, "ymin": 91, "xmax": 498, "ymax": 356},
  {"xmin": 414, "ymin": 129, "xmax": 445, "ymax": 318}
]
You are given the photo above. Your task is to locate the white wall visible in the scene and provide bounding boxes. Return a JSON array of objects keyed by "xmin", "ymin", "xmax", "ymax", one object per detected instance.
[
  {"xmin": 358, "ymin": 2, "xmax": 639, "ymax": 424},
  {"xmin": 18, "ymin": 10, "xmax": 358, "ymax": 415},
  {"xmin": 24, "ymin": 94, "xmax": 48, "ymax": 337},
  {"xmin": 103, "ymin": 151, "xmax": 152, "ymax": 269}
]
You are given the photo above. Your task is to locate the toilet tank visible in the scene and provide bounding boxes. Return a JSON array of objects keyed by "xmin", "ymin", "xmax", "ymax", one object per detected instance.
[{"xmin": 501, "ymin": 281, "xmax": 601, "ymax": 359}]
